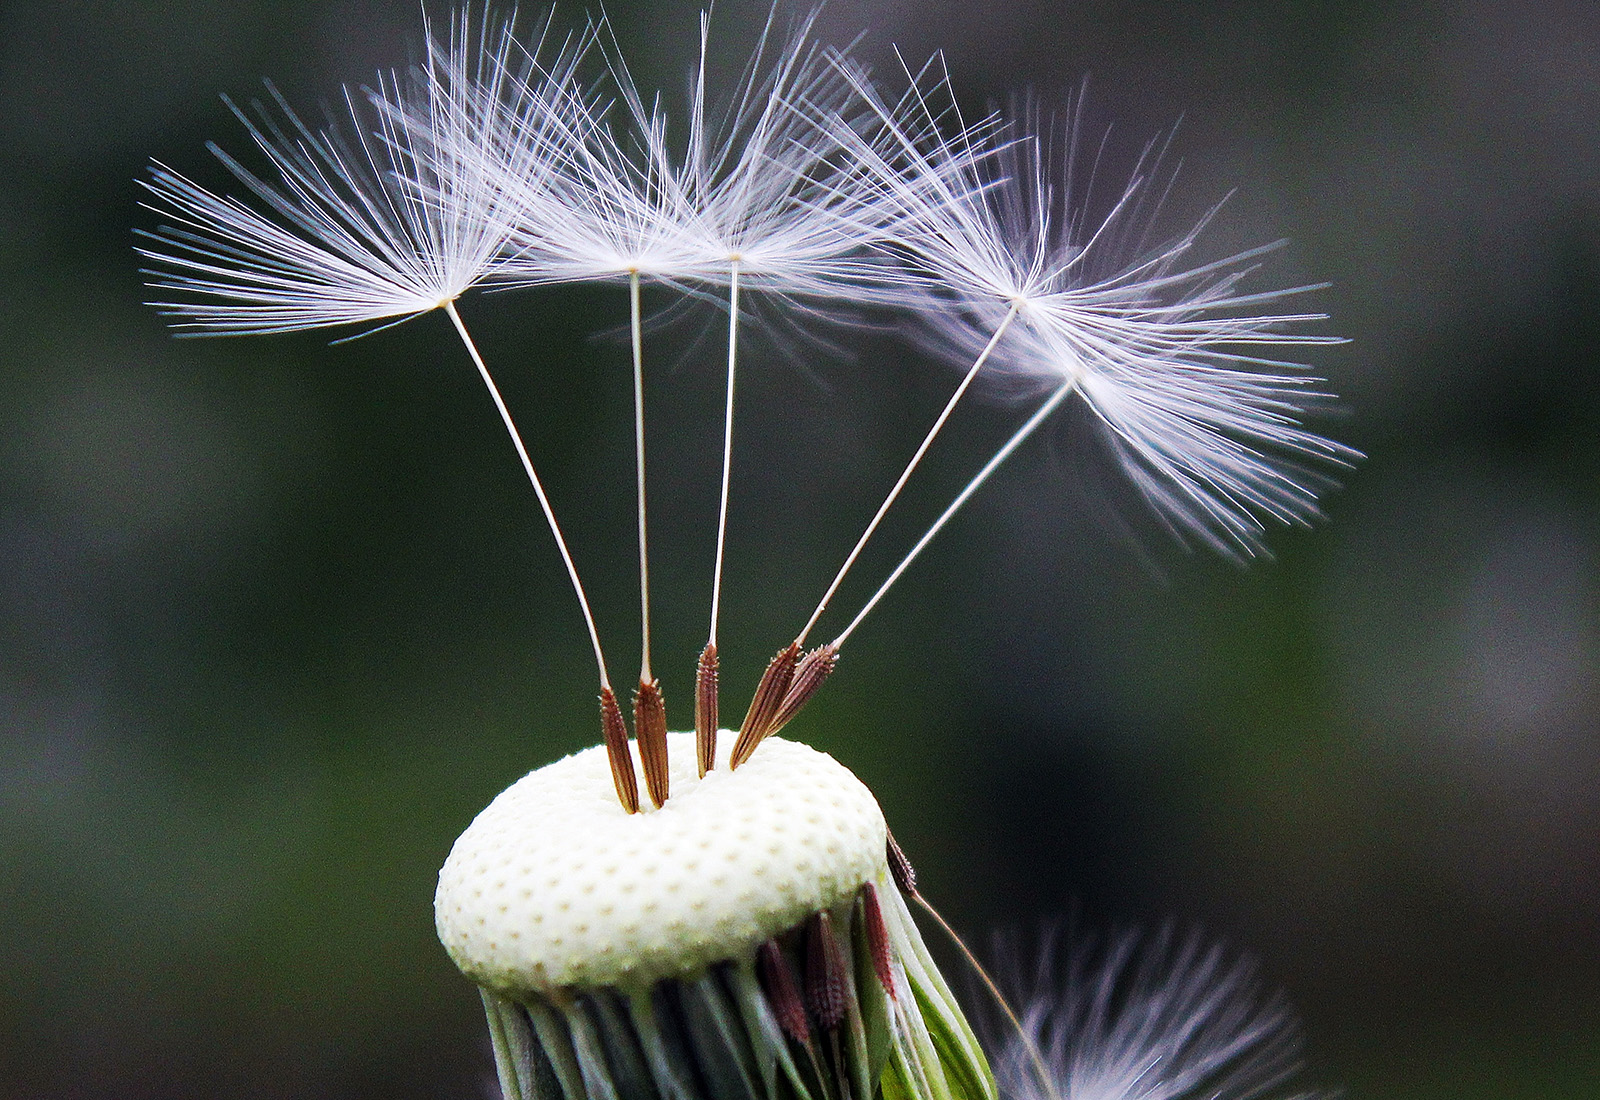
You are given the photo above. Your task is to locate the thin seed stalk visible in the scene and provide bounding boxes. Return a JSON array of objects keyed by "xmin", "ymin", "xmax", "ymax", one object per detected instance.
[
  {"xmin": 441, "ymin": 302, "xmax": 623, "ymax": 793},
  {"xmin": 697, "ymin": 262, "xmax": 741, "ymax": 780},
  {"xmin": 833, "ymin": 378, "xmax": 1078, "ymax": 650},
  {"xmin": 795, "ymin": 304, "xmax": 1021, "ymax": 649},
  {"xmin": 629, "ymin": 271, "xmax": 655, "ymax": 685},
  {"xmin": 708, "ymin": 260, "xmax": 741, "ymax": 650}
]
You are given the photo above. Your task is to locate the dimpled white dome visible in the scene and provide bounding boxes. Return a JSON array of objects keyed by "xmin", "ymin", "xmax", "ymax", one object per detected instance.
[{"xmin": 435, "ymin": 732, "xmax": 887, "ymax": 996}]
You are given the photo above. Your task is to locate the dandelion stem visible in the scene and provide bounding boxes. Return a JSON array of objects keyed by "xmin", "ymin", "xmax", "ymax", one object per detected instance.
[
  {"xmin": 831, "ymin": 374, "xmax": 1076, "ymax": 649},
  {"xmin": 443, "ymin": 300, "xmax": 612, "ymax": 691},
  {"xmin": 797, "ymin": 303, "xmax": 1021, "ymax": 647},
  {"xmin": 630, "ymin": 270, "xmax": 654, "ymax": 685},
  {"xmin": 909, "ymin": 891, "xmax": 1063, "ymax": 1100},
  {"xmin": 709, "ymin": 260, "xmax": 740, "ymax": 650}
]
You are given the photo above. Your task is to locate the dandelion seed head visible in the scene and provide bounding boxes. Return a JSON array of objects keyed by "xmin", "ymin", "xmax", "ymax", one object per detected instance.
[{"xmin": 137, "ymin": 10, "xmax": 1350, "ymax": 1100}]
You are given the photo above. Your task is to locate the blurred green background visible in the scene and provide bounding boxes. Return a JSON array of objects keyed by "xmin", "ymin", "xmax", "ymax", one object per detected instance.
[{"xmin": 2, "ymin": 0, "xmax": 1597, "ymax": 1097}]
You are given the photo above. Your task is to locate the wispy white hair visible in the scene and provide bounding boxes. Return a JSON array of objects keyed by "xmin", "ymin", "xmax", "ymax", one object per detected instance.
[
  {"xmin": 823, "ymin": 61, "xmax": 1356, "ymax": 557},
  {"xmin": 927, "ymin": 287, "xmax": 1355, "ymax": 558},
  {"xmin": 992, "ymin": 928, "xmax": 1325, "ymax": 1100},
  {"xmin": 489, "ymin": 6, "xmax": 913, "ymax": 308},
  {"xmin": 137, "ymin": 9, "xmax": 589, "ymax": 336}
]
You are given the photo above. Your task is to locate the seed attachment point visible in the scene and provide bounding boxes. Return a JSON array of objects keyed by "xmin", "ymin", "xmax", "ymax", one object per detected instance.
[
  {"xmin": 695, "ymin": 642, "xmax": 719, "ymax": 777},
  {"xmin": 598, "ymin": 687, "xmax": 640, "ymax": 814},
  {"xmin": 768, "ymin": 644, "xmax": 839, "ymax": 737},
  {"xmin": 731, "ymin": 642, "xmax": 800, "ymax": 767},
  {"xmin": 860, "ymin": 883, "xmax": 897, "ymax": 1000},
  {"xmin": 633, "ymin": 679, "xmax": 670, "ymax": 807},
  {"xmin": 758, "ymin": 939, "xmax": 811, "ymax": 1046},
  {"xmin": 886, "ymin": 830, "xmax": 917, "ymax": 897}
]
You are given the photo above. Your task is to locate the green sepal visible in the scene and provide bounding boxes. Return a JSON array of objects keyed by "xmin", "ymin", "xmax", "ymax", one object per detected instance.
[
  {"xmin": 849, "ymin": 894, "xmax": 893, "ymax": 1090},
  {"xmin": 829, "ymin": 896, "xmax": 878, "ymax": 1100},
  {"xmin": 875, "ymin": 878, "xmax": 997, "ymax": 1100},
  {"xmin": 565, "ymin": 1000, "xmax": 625, "ymax": 1100},
  {"xmin": 626, "ymin": 989, "xmax": 699, "ymax": 1100},
  {"xmin": 910, "ymin": 980, "xmax": 988, "ymax": 1100},
  {"xmin": 483, "ymin": 990, "xmax": 528, "ymax": 1100},
  {"xmin": 585, "ymin": 990, "xmax": 661, "ymax": 1100},
  {"xmin": 728, "ymin": 957, "xmax": 817, "ymax": 1100},
  {"xmin": 682, "ymin": 968, "xmax": 766, "ymax": 1100},
  {"xmin": 527, "ymin": 996, "xmax": 590, "ymax": 1100}
]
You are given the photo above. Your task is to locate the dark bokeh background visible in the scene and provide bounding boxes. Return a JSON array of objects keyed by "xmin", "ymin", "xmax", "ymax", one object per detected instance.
[{"xmin": 3, "ymin": 0, "xmax": 1598, "ymax": 1097}]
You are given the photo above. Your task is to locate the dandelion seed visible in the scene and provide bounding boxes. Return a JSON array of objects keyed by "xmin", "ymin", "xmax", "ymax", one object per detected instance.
[
  {"xmin": 138, "ymin": 9, "xmax": 633, "ymax": 792},
  {"xmin": 909, "ymin": 92, "xmax": 1355, "ymax": 551},
  {"xmin": 992, "ymin": 929, "xmax": 1324, "ymax": 1100},
  {"xmin": 785, "ymin": 66, "xmax": 1359, "ymax": 677}
]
